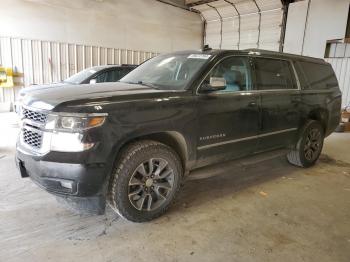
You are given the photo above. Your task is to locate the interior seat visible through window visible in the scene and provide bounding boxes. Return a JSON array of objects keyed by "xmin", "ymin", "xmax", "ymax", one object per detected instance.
[{"xmin": 205, "ymin": 56, "xmax": 251, "ymax": 92}]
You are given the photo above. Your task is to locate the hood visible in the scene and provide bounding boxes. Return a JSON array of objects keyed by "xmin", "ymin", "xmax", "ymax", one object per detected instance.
[
  {"xmin": 23, "ymin": 82, "xmax": 174, "ymax": 111},
  {"xmin": 18, "ymin": 82, "xmax": 69, "ymax": 97}
]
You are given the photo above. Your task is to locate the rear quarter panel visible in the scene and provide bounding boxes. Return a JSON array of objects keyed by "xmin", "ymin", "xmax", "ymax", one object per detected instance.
[
  {"xmin": 296, "ymin": 60, "xmax": 342, "ymax": 136},
  {"xmin": 300, "ymin": 88, "xmax": 341, "ymax": 136}
]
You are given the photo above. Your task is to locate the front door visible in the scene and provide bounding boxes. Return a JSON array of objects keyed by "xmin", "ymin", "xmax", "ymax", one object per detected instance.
[
  {"xmin": 196, "ymin": 56, "xmax": 260, "ymax": 167},
  {"xmin": 252, "ymin": 57, "xmax": 301, "ymax": 152}
]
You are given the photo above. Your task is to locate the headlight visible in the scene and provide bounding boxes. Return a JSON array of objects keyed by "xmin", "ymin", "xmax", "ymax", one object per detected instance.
[
  {"xmin": 48, "ymin": 113, "xmax": 106, "ymax": 152},
  {"xmin": 54, "ymin": 115, "xmax": 106, "ymax": 132},
  {"xmin": 29, "ymin": 113, "xmax": 107, "ymax": 153}
]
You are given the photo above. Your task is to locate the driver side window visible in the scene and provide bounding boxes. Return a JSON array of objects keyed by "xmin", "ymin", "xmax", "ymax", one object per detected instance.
[{"xmin": 205, "ymin": 56, "xmax": 251, "ymax": 92}]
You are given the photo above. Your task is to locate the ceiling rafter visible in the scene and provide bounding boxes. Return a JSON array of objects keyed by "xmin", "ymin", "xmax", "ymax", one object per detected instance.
[
  {"xmin": 186, "ymin": 0, "xmax": 295, "ymax": 8},
  {"xmin": 186, "ymin": 0, "xmax": 219, "ymax": 7}
]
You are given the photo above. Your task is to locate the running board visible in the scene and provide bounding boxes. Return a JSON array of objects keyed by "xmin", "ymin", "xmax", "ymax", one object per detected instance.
[{"xmin": 188, "ymin": 149, "xmax": 289, "ymax": 180}]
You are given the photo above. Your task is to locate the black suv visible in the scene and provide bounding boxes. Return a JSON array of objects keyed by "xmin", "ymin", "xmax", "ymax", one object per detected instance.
[{"xmin": 16, "ymin": 49, "xmax": 341, "ymax": 222}]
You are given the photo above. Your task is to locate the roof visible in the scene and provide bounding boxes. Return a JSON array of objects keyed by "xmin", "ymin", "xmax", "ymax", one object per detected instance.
[
  {"xmin": 167, "ymin": 48, "xmax": 326, "ymax": 64},
  {"xmin": 243, "ymin": 49, "xmax": 326, "ymax": 64}
]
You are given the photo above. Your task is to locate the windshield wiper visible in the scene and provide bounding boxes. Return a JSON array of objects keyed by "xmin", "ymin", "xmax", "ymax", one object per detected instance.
[
  {"xmin": 138, "ymin": 81, "xmax": 160, "ymax": 89},
  {"xmin": 124, "ymin": 81, "xmax": 160, "ymax": 89}
]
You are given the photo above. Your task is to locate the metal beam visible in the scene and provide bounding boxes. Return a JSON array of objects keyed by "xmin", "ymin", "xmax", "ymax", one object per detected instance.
[
  {"xmin": 301, "ymin": 0, "xmax": 311, "ymax": 55},
  {"xmin": 156, "ymin": 0, "xmax": 191, "ymax": 11},
  {"xmin": 207, "ymin": 3, "xmax": 223, "ymax": 49},
  {"xmin": 224, "ymin": 0, "xmax": 241, "ymax": 50},
  {"xmin": 252, "ymin": 0, "xmax": 261, "ymax": 49},
  {"xmin": 279, "ymin": 0, "xmax": 291, "ymax": 52},
  {"xmin": 186, "ymin": 0, "xmax": 217, "ymax": 7}
]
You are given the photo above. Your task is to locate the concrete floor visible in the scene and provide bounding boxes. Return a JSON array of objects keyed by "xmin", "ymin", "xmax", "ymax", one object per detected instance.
[{"xmin": 1, "ymin": 112, "xmax": 350, "ymax": 262}]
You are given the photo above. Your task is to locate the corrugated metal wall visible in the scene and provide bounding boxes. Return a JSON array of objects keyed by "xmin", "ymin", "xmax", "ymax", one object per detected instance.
[
  {"xmin": 0, "ymin": 36, "xmax": 159, "ymax": 104},
  {"xmin": 325, "ymin": 42, "xmax": 350, "ymax": 107},
  {"xmin": 190, "ymin": 0, "xmax": 284, "ymax": 51}
]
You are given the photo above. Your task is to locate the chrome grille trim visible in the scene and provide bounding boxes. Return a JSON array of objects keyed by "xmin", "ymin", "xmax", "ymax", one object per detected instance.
[
  {"xmin": 22, "ymin": 107, "xmax": 48, "ymax": 124},
  {"xmin": 22, "ymin": 127, "xmax": 43, "ymax": 149}
]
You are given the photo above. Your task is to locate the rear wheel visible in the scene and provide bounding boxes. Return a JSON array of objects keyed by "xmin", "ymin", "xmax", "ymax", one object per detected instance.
[
  {"xmin": 108, "ymin": 140, "xmax": 182, "ymax": 222},
  {"xmin": 287, "ymin": 120, "xmax": 324, "ymax": 167}
]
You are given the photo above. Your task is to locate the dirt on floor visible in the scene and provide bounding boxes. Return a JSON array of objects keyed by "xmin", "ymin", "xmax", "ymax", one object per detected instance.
[{"xmin": 0, "ymin": 112, "xmax": 350, "ymax": 262}]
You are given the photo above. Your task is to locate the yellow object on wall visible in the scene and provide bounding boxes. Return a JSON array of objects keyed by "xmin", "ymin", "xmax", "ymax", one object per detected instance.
[{"xmin": 0, "ymin": 67, "xmax": 14, "ymax": 88}]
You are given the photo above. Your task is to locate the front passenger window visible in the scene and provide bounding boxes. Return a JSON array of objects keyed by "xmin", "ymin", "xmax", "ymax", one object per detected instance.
[{"xmin": 204, "ymin": 57, "xmax": 251, "ymax": 92}]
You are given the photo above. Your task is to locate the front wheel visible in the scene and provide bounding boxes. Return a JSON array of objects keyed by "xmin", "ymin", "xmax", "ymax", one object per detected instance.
[
  {"xmin": 108, "ymin": 140, "xmax": 183, "ymax": 222},
  {"xmin": 287, "ymin": 120, "xmax": 324, "ymax": 168}
]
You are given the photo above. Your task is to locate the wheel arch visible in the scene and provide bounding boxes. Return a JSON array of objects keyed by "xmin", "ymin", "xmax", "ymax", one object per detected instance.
[
  {"xmin": 112, "ymin": 131, "xmax": 191, "ymax": 174},
  {"xmin": 138, "ymin": 131, "xmax": 189, "ymax": 170},
  {"xmin": 306, "ymin": 108, "xmax": 329, "ymax": 132}
]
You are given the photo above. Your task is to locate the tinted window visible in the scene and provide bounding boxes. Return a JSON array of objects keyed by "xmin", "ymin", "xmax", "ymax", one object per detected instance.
[
  {"xmin": 254, "ymin": 58, "xmax": 296, "ymax": 90},
  {"xmin": 293, "ymin": 61, "xmax": 309, "ymax": 89},
  {"xmin": 95, "ymin": 71, "xmax": 108, "ymax": 83},
  {"xmin": 119, "ymin": 68, "xmax": 133, "ymax": 79},
  {"xmin": 105, "ymin": 68, "xmax": 133, "ymax": 82},
  {"xmin": 204, "ymin": 56, "xmax": 252, "ymax": 92},
  {"xmin": 106, "ymin": 70, "xmax": 119, "ymax": 82},
  {"xmin": 298, "ymin": 61, "xmax": 338, "ymax": 90}
]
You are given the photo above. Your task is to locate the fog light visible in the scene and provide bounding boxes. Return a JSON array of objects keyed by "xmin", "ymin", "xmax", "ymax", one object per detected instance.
[{"xmin": 50, "ymin": 131, "xmax": 94, "ymax": 152}]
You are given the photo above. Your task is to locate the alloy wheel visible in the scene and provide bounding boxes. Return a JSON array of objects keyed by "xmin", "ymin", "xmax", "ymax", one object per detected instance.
[
  {"xmin": 128, "ymin": 158, "xmax": 174, "ymax": 211},
  {"xmin": 304, "ymin": 128, "xmax": 322, "ymax": 161}
]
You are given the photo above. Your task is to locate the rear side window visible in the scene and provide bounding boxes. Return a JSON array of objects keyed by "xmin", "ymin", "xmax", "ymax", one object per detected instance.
[
  {"xmin": 298, "ymin": 61, "xmax": 338, "ymax": 90},
  {"xmin": 293, "ymin": 61, "xmax": 309, "ymax": 89},
  {"xmin": 119, "ymin": 68, "xmax": 133, "ymax": 79},
  {"xmin": 105, "ymin": 68, "xmax": 133, "ymax": 82},
  {"xmin": 95, "ymin": 72, "xmax": 108, "ymax": 83},
  {"xmin": 254, "ymin": 58, "xmax": 296, "ymax": 90},
  {"xmin": 106, "ymin": 70, "xmax": 119, "ymax": 82}
]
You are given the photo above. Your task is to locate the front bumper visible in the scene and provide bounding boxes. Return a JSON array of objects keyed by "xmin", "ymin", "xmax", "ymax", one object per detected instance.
[{"xmin": 16, "ymin": 147, "xmax": 108, "ymax": 197}]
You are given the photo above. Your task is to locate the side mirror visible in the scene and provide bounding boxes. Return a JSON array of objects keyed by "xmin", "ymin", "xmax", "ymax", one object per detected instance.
[
  {"xmin": 201, "ymin": 77, "xmax": 226, "ymax": 92},
  {"xmin": 89, "ymin": 79, "xmax": 97, "ymax": 84}
]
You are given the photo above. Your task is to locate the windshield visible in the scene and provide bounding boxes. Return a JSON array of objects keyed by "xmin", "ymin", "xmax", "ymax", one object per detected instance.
[
  {"xmin": 64, "ymin": 68, "xmax": 98, "ymax": 84},
  {"xmin": 120, "ymin": 53, "xmax": 211, "ymax": 90}
]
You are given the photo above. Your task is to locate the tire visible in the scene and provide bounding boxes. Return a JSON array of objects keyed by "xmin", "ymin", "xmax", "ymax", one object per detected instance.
[
  {"xmin": 287, "ymin": 120, "xmax": 324, "ymax": 168},
  {"xmin": 108, "ymin": 140, "xmax": 183, "ymax": 222}
]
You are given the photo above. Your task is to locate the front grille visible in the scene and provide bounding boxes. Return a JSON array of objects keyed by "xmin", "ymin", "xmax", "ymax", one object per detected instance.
[
  {"xmin": 22, "ymin": 108, "xmax": 47, "ymax": 124},
  {"xmin": 23, "ymin": 128, "xmax": 42, "ymax": 149}
]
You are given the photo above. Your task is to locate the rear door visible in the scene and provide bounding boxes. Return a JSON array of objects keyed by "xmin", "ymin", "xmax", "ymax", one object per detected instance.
[
  {"xmin": 252, "ymin": 57, "xmax": 301, "ymax": 152},
  {"xmin": 196, "ymin": 55, "xmax": 260, "ymax": 167}
]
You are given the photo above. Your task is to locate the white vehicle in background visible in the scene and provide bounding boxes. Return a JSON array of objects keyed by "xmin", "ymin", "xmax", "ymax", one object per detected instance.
[{"xmin": 15, "ymin": 64, "xmax": 136, "ymax": 113}]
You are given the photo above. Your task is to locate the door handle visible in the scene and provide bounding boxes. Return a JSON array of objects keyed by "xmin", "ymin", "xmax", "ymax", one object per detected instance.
[{"xmin": 248, "ymin": 101, "xmax": 257, "ymax": 107}]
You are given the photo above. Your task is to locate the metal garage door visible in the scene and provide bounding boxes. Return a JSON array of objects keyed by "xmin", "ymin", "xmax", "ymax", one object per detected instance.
[
  {"xmin": 325, "ymin": 41, "xmax": 350, "ymax": 107},
  {"xmin": 0, "ymin": 37, "xmax": 159, "ymax": 104},
  {"xmin": 189, "ymin": 0, "xmax": 284, "ymax": 51}
]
